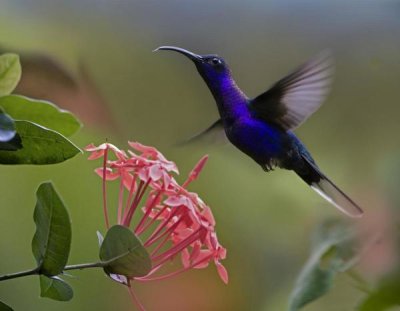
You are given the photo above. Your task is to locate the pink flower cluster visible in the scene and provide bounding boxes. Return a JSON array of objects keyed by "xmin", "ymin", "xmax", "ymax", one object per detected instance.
[{"xmin": 85, "ymin": 141, "xmax": 228, "ymax": 285}]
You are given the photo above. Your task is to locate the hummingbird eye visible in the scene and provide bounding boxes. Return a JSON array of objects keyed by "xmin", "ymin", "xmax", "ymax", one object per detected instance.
[{"xmin": 211, "ymin": 58, "xmax": 222, "ymax": 65}]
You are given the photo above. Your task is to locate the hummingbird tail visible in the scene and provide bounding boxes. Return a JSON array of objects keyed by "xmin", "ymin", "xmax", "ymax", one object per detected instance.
[{"xmin": 296, "ymin": 155, "xmax": 364, "ymax": 218}]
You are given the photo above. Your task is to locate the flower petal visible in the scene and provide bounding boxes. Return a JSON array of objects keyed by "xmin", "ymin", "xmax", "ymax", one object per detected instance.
[
  {"xmin": 192, "ymin": 250, "xmax": 213, "ymax": 269},
  {"xmin": 216, "ymin": 261, "xmax": 229, "ymax": 284},
  {"xmin": 95, "ymin": 168, "xmax": 120, "ymax": 180},
  {"xmin": 149, "ymin": 164, "xmax": 163, "ymax": 181},
  {"xmin": 181, "ymin": 248, "xmax": 190, "ymax": 268}
]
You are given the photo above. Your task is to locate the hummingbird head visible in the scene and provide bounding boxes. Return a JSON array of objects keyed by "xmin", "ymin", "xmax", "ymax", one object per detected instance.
[{"xmin": 154, "ymin": 46, "xmax": 232, "ymax": 88}]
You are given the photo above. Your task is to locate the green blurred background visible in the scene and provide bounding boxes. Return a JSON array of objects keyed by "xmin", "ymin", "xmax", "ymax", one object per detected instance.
[{"xmin": 0, "ymin": 0, "xmax": 400, "ymax": 310}]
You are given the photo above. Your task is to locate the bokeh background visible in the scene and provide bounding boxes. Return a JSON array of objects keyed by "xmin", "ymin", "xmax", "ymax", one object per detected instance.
[{"xmin": 1, "ymin": 0, "xmax": 400, "ymax": 310}]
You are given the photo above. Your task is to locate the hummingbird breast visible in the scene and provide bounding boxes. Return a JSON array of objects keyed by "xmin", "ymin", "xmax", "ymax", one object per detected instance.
[{"xmin": 225, "ymin": 116, "xmax": 291, "ymax": 169}]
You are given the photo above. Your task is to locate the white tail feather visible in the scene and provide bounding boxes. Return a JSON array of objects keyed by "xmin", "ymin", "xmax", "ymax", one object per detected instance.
[
  {"xmin": 311, "ymin": 178, "xmax": 363, "ymax": 218},
  {"xmin": 301, "ymin": 154, "xmax": 364, "ymax": 218}
]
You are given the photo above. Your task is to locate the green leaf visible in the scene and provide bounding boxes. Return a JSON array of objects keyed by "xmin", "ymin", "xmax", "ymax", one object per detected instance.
[
  {"xmin": 0, "ymin": 301, "xmax": 13, "ymax": 311},
  {"xmin": 0, "ymin": 120, "xmax": 81, "ymax": 164},
  {"xmin": 100, "ymin": 225, "xmax": 151, "ymax": 278},
  {"xmin": 288, "ymin": 220, "xmax": 358, "ymax": 311},
  {"xmin": 357, "ymin": 272, "xmax": 400, "ymax": 311},
  {"xmin": 0, "ymin": 54, "xmax": 21, "ymax": 96},
  {"xmin": 32, "ymin": 182, "xmax": 71, "ymax": 276},
  {"xmin": 0, "ymin": 95, "xmax": 81, "ymax": 137},
  {"xmin": 39, "ymin": 275, "xmax": 73, "ymax": 301}
]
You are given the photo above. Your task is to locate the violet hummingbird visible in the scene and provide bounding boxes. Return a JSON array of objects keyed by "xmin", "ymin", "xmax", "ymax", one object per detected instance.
[{"xmin": 155, "ymin": 46, "xmax": 363, "ymax": 218}]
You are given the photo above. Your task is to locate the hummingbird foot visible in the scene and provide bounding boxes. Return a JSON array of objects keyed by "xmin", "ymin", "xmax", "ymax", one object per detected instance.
[{"xmin": 261, "ymin": 163, "xmax": 274, "ymax": 172}]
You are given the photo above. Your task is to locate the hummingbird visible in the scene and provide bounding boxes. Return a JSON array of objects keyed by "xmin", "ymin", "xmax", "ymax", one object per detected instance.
[{"xmin": 155, "ymin": 46, "xmax": 363, "ymax": 218}]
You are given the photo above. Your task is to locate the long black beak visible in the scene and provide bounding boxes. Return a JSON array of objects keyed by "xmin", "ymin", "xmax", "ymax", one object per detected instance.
[{"xmin": 154, "ymin": 46, "xmax": 203, "ymax": 62}]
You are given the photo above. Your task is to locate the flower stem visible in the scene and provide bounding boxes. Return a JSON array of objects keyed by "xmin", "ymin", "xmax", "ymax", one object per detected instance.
[
  {"xmin": 0, "ymin": 267, "xmax": 39, "ymax": 281},
  {"xmin": 134, "ymin": 190, "xmax": 162, "ymax": 235},
  {"xmin": 137, "ymin": 253, "xmax": 214, "ymax": 282},
  {"xmin": 102, "ymin": 146, "xmax": 110, "ymax": 229},
  {"xmin": 117, "ymin": 177, "xmax": 125, "ymax": 224},
  {"xmin": 0, "ymin": 261, "xmax": 105, "ymax": 282},
  {"xmin": 63, "ymin": 262, "xmax": 104, "ymax": 271},
  {"xmin": 127, "ymin": 285, "xmax": 146, "ymax": 311}
]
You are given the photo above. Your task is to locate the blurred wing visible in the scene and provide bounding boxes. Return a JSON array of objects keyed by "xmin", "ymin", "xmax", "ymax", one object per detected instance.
[
  {"xmin": 176, "ymin": 119, "xmax": 226, "ymax": 146},
  {"xmin": 249, "ymin": 51, "xmax": 333, "ymax": 130}
]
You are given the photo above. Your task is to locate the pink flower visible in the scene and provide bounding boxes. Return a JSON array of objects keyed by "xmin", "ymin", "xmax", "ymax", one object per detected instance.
[{"xmin": 85, "ymin": 141, "xmax": 228, "ymax": 309}]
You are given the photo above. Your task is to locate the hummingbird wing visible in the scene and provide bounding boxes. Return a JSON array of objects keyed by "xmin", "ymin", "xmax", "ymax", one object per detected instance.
[
  {"xmin": 298, "ymin": 154, "xmax": 364, "ymax": 218},
  {"xmin": 176, "ymin": 119, "xmax": 226, "ymax": 146},
  {"xmin": 249, "ymin": 51, "xmax": 333, "ymax": 130}
]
